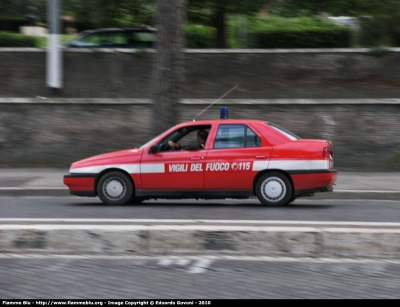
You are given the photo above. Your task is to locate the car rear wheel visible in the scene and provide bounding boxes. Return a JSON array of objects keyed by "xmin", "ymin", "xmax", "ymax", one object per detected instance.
[
  {"xmin": 97, "ymin": 171, "xmax": 134, "ymax": 205},
  {"xmin": 288, "ymin": 197, "xmax": 297, "ymax": 204},
  {"xmin": 256, "ymin": 172, "xmax": 292, "ymax": 206}
]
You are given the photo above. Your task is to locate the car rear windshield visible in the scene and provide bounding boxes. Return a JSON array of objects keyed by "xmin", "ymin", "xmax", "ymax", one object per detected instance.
[{"xmin": 268, "ymin": 123, "xmax": 301, "ymax": 140}]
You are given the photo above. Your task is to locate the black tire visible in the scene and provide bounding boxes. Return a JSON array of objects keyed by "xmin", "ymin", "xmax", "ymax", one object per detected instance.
[
  {"xmin": 256, "ymin": 172, "xmax": 292, "ymax": 206},
  {"xmin": 97, "ymin": 171, "xmax": 134, "ymax": 206},
  {"xmin": 287, "ymin": 197, "xmax": 297, "ymax": 205}
]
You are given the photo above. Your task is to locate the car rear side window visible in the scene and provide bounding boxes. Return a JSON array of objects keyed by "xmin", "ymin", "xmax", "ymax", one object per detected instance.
[
  {"xmin": 214, "ymin": 124, "xmax": 261, "ymax": 149},
  {"xmin": 246, "ymin": 127, "xmax": 262, "ymax": 147}
]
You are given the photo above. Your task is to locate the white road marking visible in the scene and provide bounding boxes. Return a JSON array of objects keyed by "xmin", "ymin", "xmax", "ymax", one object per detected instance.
[
  {"xmin": 176, "ymin": 259, "xmax": 191, "ymax": 266},
  {"xmin": 157, "ymin": 258, "xmax": 211, "ymax": 274},
  {"xmin": 158, "ymin": 259, "xmax": 174, "ymax": 266},
  {"xmin": 158, "ymin": 258, "xmax": 192, "ymax": 268},
  {"xmin": 2, "ymin": 218, "xmax": 400, "ymax": 228},
  {"xmin": 188, "ymin": 259, "xmax": 213, "ymax": 273},
  {"xmin": 1, "ymin": 254, "xmax": 400, "ymax": 264}
]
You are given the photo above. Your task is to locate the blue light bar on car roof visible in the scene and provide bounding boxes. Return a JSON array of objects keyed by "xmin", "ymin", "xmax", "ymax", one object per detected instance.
[{"xmin": 220, "ymin": 107, "xmax": 228, "ymax": 119}]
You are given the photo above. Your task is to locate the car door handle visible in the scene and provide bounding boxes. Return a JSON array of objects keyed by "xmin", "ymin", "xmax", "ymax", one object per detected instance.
[
  {"xmin": 255, "ymin": 155, "xmax": 266, "ymax": 159},
  {"xmin": 191, "ymin": 157, "xmax": 203, "ymax": 161}
]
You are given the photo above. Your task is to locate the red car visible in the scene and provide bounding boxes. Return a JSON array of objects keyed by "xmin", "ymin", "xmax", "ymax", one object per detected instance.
[{"xmin": 63, "ymin": 115, "xmax": 337, "ymax": 206}]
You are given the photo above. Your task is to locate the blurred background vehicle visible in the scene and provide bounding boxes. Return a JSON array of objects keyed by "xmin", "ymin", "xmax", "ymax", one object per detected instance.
[
  {"xmin": 327, "ymin": 16, "xmax": 360, "ymax": 30},
  {"xmin": 63, "ymin": 27, "xmax": 156, "ymax": 49}
]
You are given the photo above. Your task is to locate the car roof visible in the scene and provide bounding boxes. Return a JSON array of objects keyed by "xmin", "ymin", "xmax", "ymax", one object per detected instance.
[{"xmin": 175, "ymin": 119, "xmax": 267, "ymax": 127}]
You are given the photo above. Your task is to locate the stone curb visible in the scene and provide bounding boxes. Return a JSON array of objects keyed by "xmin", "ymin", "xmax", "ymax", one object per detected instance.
[{"xmin": 1, "ymin": 224, "xmax": 400, "ymax": 259}]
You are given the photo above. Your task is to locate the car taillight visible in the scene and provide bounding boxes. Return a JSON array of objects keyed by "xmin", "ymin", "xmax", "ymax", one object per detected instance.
[{"xmin": 323, "ymin": 144, "xmax": 333, "ymax": 159}]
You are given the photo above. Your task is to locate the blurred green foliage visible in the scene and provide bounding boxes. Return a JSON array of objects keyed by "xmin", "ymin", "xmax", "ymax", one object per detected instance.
[
  {"xmin": 0, "ymin": 0, "xmax": 47, "ymax": 21},
  {"xmin": 239, "ymin": 15, "xmax": 341, "ymax": 31},
  {"xmin": 266, "ymin": 0, "xmax": 400, "ymax": 17},
  {"xmin": 62, "ymin": 0, "xmax": 155, "ymax": 30},
  {"xmin": 358, "ymin": 15, "xmax": 400, "ymax": 47},
  {"xmin": 0, "ymin": 32, "xmax": 37, "ymax": 47},
  {"xmin": 0, "ymin": 32, "xmax": 74, "ymax": 49},
  {"xmin": 2, "ymin": 0, "xmax": 400, "ymax": 48},
  {"xmin": 248, "ymin": 28, "xmax": 352, "ymax": 48},
  {"xmin": 185, "ymin": 24, "xmax": 216, "ymax": 48},
  {"xmin": 34, "ymin": 34, "xmax": 75, "ymax": 48},
  {"xmin": 188, "ymin": 0, "xmax": 266, "ymax": 47},
  {"xmin": 0, "ymin": 0, "xmax": 155, "ymax": 30},
  {"xmin": 227, "ymin": 15, "xmax": 353, "ymax": 48}
]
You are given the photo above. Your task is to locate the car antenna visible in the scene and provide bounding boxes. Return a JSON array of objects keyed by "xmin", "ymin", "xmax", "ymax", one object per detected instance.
[{"xmin": 192, "ymin": 84, "xmax": 239, "ymax": 121}]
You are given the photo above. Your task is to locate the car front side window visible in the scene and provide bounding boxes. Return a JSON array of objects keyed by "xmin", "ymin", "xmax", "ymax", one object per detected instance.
[{"xmin": 150, "ymin": 125, "xmax": 211, "ymax": 153}]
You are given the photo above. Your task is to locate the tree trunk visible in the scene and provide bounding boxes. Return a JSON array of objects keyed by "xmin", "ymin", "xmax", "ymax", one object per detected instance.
[
  {"xmin": 214, "ymin": 5, "xmax": 226, "ymax": 48},
  {"xmin": 151, "ymin": 0, "xmax": 186, "ymax": 136}
]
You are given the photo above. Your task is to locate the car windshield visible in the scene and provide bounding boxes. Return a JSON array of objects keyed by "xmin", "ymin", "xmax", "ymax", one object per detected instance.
[
  {"xmin": 138, "ymin": 134, "xmax": 162, "ymax": 149},
  {"xmin": 138, "ymin": 125, "xmax": 210, "ymax": 150},
  {"xmin": 268, "ymin": 123, "xmax": 301, "ymax": 140}
]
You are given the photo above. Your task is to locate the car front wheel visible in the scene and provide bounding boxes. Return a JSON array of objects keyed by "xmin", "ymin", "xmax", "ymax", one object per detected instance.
[
  {"xmin": 256, "ymin": 172, "xmax": 292, "ymax": 206},
  {"xmin": 97, "ymin": 171, "xmax": 134, "ymax": 205}
]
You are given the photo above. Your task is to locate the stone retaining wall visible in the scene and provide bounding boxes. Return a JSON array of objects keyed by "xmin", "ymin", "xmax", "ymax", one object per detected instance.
[
  {"xmin": 0, "ymin": 98, "xmax": 399, "ymax": 171},
  {"xmin": 1, "ymin": 48, "xmax": 400, "ymax": 99},
  {"xmin": 1, "ymin": 48, "xmax": 400, "ymax": 170}
]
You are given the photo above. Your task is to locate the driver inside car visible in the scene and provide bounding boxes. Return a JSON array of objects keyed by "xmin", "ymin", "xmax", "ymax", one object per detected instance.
[{"xmin": 168, "ymin": 129, "xmax": 208, "ymax": 150}]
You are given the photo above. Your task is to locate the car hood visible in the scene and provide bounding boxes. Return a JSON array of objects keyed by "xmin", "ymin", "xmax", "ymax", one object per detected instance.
[{"xmin": 70, "ymin": 148, "xmax": 143, "ymax": 171}]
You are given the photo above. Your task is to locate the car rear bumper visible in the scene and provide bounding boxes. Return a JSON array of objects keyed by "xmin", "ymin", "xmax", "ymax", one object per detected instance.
[
  {"xmin": 289, "ymin": 169, "xmax": 337, "ymax": 194},
  {"xmin": 294, "ymin": 185, "xmax": 334, "ymax": 197}
]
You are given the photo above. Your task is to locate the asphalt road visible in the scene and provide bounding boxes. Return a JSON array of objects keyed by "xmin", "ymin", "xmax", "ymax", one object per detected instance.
[
  {"xmin": 2, "ymin": 255, "xmax": 400, "ymax": 299},
  {"xmin": 2, "ymin": 192, "xmax": 400, "ymax": 299},
  {"xmin": 1, "ymin": 196, "xmax": 400, "ymax": 222}
]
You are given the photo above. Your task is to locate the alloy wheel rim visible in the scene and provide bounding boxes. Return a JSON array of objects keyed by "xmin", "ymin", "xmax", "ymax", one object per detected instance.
[
  {"xmin": 103, "ymin": 177, "xmax": 126, "ymax": 200},
  {"xmin": 261, "ymin": 177, "xmax": 286, "ymax": 202}
]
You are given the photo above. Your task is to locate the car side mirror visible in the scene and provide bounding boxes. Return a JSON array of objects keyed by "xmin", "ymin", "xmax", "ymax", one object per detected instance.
[{"xmin": 149, "ymin": 144, "xmax": 159, "ymax": 154}]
